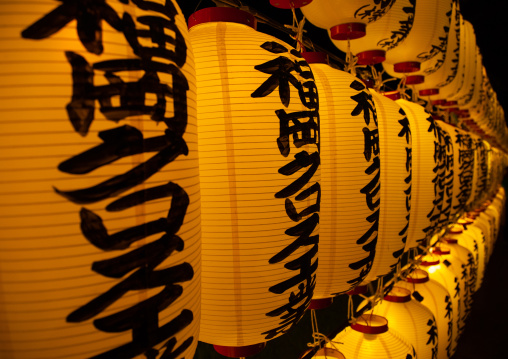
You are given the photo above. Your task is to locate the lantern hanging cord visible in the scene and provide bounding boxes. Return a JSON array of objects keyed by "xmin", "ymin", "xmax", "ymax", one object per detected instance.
[
  {"xmin": 284, "ymin": 7, "xmax": 306, "ymax": 52},
  {"xmin": 344, "ymin": 38, "xmax": 358, "ymax": 75},
  {"xmin": 307, "ymin": 309, "xmax": 344, "ymax": 353}
]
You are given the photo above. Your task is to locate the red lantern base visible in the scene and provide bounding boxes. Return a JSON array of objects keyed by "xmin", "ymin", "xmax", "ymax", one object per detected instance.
[
  {"xmin": 188, "ymin": 7, "xmax": 256, "ymax": 30},
  {"xmin": 382, "ymin": 91, "xmax": 401, "ymax": 101},
  {"xmin": 351, "ymin": 314, "xmax": 389, "ymax": 334},
  {"xmin": 213, "ymin": 343, "xmax": 266, "ymax": 358},
  {"xmin": 419, "ymin": 88, "xmax": 439, "ymax": 96},
  {"xmin": 384, "ymin": 287, "xmax": 411, "ymax": 303},
  {"xmin": 301, "ymin": 51, "xmax": 329, "ymax": 64},
  {"xmin": 393, "ymin": 61, "xmax": 420, "ymax": 73},
  {"xmin": 356, "ymin": 50, "xmax": 386, "ymax": 65},
  {"xmin": 405, "ymin": 75, "xmax": 424, "ymax": 85},
  {"xmin": 431, "ymin": 99, "xmax": 446, "ymax": 106},
  {"xmin": 406, "ymin": 268, "xmax": 430, "ymax": 283},
  {"xmin": 270, "ymin": 0, "xmax": 313, "ymax": 9},
  {"xmin": 330, "ymin": 22, "xmax": 366, "ymax": 40},
  {"xmin": 308, "ymin": 297, "xmax": 333, "ymax": 310}
]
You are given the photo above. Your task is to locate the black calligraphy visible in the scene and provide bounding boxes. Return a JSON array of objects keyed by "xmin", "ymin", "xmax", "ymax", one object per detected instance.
[{"xmin": 252, "ymin": 42, "xmax": 320, "ymax": 340}]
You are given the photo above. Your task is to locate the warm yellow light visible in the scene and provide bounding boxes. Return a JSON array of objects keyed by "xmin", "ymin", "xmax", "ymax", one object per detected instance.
[{"xmin": 0, "ymin": 1, "xmax": 201, "ymax": 358}]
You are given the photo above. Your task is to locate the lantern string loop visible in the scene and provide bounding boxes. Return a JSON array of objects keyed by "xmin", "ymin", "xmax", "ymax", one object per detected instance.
[
  {"xmin": 284, "ymin": 7, "xmax": 306, "ymax": 52},
  {"xmin": 344, "ymin": 38, "xmax": 358, "ymax": 75}
]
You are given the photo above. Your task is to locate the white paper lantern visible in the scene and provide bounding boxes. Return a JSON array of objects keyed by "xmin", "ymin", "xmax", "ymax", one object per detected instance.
[
  {"xmin": 361, "ymin": 90, "xmax": 412, "ymax": 282},
  {"xmin": 395, "ymin": 99, "xmax": 443, "ymax": 249},
  {"xmin": 329, "ymin": 0, "xmax": 416, "ymax": 65},
  {"xmin": 419, "ymin": 252, "xmax": 467, "ymax": 355},
  {"xmin": 332, "ymin": 314, "xmax": 416, "ymax": 359},
  {"xmin": 303, "ymin": 53, "xmax": 380, "ymax": 300},
  {"xmin": 397, "ymin": 269, "xmax": 454, "ymax": 359},
  {"xmin": 366, "ymin": 287, "xmax": 438, "ymax": 359},
  {"xmin": 0, "ymin": 1, "xmax": 201, "ymax": 358},
  {"xmin": 301, "ymin": 0, "xmax": 395, "ymax": 40},
  {"xmin": 383, "ymin": 0, "xmax": 452, "ymax": 73},
  {"xmin": 189, "ymin": 8, "xmax": 320, "ymax": 353}
]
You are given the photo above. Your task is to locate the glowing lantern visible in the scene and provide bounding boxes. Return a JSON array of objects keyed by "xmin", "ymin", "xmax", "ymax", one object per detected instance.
[
  {"xmin": 301, "ymin": 53, "xmax": 379, "ymax": 300},
  {"xmin": 360, "ymin": 89, "xmax": 412, "ymax": 283},
  {"xmin": 329, "ymin": 0, "xmax": 416, "ymax": 65},
  {"xmin": 189, "ymin": 8, "xmax": 320, "ymax": 354},
  {"xmin": 382, "ymin": 0, "xmax": 452, "ymax": 75},
  {"xmin": 0, "ymin": 1, "xmax": 201, "ymax": 358},
  {"xmin": 395, "ymin": 99, "xmax": 442, "ymax": 249},
  {"xmin": 397, "ymin": 269, "xmax": 454, "ymax": 359},
  {"xmin": 449, "ymin": 220, "xmax": 486, "ymax": 291},
  {"xmin": 301, "ymin": 0, "xmax": 395, "ymax": 40},
  {"xmin": 365, "ymin": 287, "xmax": 438, "ymax": 359},
  {"xmin": 332, "ymin": 314, "xmax": 416, "ymax": 358},
  {"xmin": 437, "ymin": 121, "xmax": 476, "ymax": 220},
  {"xmin": 419, "ymin": 253, "xmax": 467, "ymax": 355}
]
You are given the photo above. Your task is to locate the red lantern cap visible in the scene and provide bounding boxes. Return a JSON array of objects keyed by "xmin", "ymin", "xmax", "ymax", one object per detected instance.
[
  {"xmin": 356, "ymin": 50, "xmax": 386, "ymax": 65},
  {"xmin": 419, "ymin": 254, "xmax": 440, "ymax": 266},
  {"xmin": 432, "ymin": 246, "xmax": 451, "ymax": 255},
  {"xmin": 449, "ymin": 227, "xmax": 463, "ymax": 234},
  {"xmin": 188, "ymin": 7, "xmax": 256, "ymax": 30},
  {"xmin": 270, "ymin": 0, "xmax": 313, "ymax": 8},
  {"xmin": 308, "ymin": 297, "xmax": 333, "ymax": 310},
  {"xmin": 394, "ymin": 61, "xmax": 420, "ymax": 73},
  {"xmin": 361, "ymin": 77, "xmax": 375, "ymax": 88},
  {"xmin": 352, "ymin": 314, "xmax": 389, "ymax": 334},
  {"xmin": 301, "ymin": 51, "xmax": 329, "ymax": 64},
  {"xmin": 432, "ymin": 99, "xmax": 446, "ymax": 105},
  {"xmin": 406, "ymin": 269, "xmax": 430, "ymax": 283},
  {"xmin": 384, "ymin": 287, "xmax": 411, "ymax": 302},
  {"xmin": 442, "ymin": 237, "xmax": 458, "ymax": 244},
  {"xmin": 420, "ymin": 88, "xmax": 439, "ymax": 96},
  {"xmin": 330, "ymin": 22, "xmax": 366, "ymax": 40},
  {"xmin": 214, "ymin": 343, "xmax": 266, "ymax": 358},
  {"xmin": 443, "ymin": 101, "xmax": 458, "ymax": 106},
  {"xmin": 406, "ymin": 75, "xmax": 424, "ymax": 85},
  {"xmin": 383, "ymin": 91, "xmax": 401, "ymax": 101}
]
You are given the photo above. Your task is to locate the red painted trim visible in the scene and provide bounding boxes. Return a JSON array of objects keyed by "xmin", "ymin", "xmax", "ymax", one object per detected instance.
[
  {"xmin": 188, "ymin": 7, "xmax": 256, "ymax": 30},
  {"xmin": 214, "ymin": 343, "xmax": 266, "ymax": 357},
  {"xmin": 330, "ymin": 22, "xmax": 366, "ymax": 40}
]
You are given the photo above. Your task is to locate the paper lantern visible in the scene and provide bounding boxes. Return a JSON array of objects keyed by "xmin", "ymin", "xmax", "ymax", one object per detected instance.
[
  {"xmin": 414, "ymin": 4, "xmax": 462, "ymax": 100},
  {"xmin": 302, "ymin": 53, "xmax": 379, "ymax": 299},
  {"xmin": 437, "ymin": 121, "xmax": 476, "ymax": 220},
  {"xmin": 419, "ymin": 253, "xmax": 467, "ymax": 355},
  {"xmin": 332, "ymin": 314, "xmax": 416, "ymax": 358},
  {"xmin": 360, "ymin": 90, "xmax": 412, "ymax": 283},
  {"xmin": 395, "ymin": 99, "xmax": 443, "ymax": 249},
  {"xmin": 189, "ymin": 8, "xmax": 320, "ymax": 353},
  {"xmin": 449, "ymin": 220, "xmax": 486, "ymax": 291},
  {"xmin": 0, "ymin": 1, "xmax": 201, "ymax": 358},
  {"xmin": 329, "ymin": 0, "xmax": 416, "ymax": 65},
  {"xmin": 365, "ymin": 287, "xmax": 438, "ymax": 359},
  {"xmin": 397, "ymin": 269, "xmax": 454, "ymax": 359},
  {"xmin": 301, "ymin": 0, "xmax": 395, "ymax": 40},
  {"xmin": 437, "ymin": 239, "xmax": 477, "ymax": 318},
  {"xmin": 306, "ymin": 348, "xmax": 346, "ymax": 359},
  {"xmin": 382, "ymin": 0, "xmax": 452, "ymax": 73}
]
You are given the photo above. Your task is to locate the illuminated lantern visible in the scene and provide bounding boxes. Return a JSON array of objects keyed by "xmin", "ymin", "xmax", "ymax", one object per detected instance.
[
  {"xmin": 329, "ymin": 0, "xmax": 416, "ymax": 65},
  {"xmin": 437, "ymin": 121, "xmax": 476, "ymax": 221},
  {"xmin": 332, "ymin": 314, "xmax": 416, "ymax": 358},
  {"xmin": 365, "ymin": 287, "xmax": 438, "ymax": 359},
  {"xmin": 412, "ymin": 13, "xmax": 465, "ymax": 104},
  {"xmin": 395, "ymin": 99, "xmax": 442, "ymax": 249},
  {"xmin": 0, "ymin": 1, "xmax": 201, "ymax": 358},
  {"xmin": 360, "ymin": 90, "xmax": 412, "ymax": 283},
  {"xmin": 397, "ymin": 269, "xmax": 454, "ymax": 359},
  {"xmin": 301, "ymin": 52, "xmax": 379, "ymax": 300},
  {"xmin": 420, "ymin": 252, "xmax": 467, "ymax": 355},
  {"xmin": 382, "ymin": 0, "xmax": 452, "ymax": 75},
  {"xmin": 189, "ymin": 8, "xmax": 320, "ymax": 354},
  {"xmin": 305, "ymin": 348, "xmax": 345, "ymax": 359},
  {"xmin": 301, "ymin": 0, "xmax": 395, "ymax": 40},
  {"xmin": 471, "ymin": 138, "xmax": 491, "ymax": 205},
  {"xmin": 449, "ymin": 220, "xmax": 486, "ymax": 291}
]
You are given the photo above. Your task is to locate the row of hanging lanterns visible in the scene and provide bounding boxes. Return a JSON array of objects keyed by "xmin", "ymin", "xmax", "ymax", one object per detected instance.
[{"xmin": 0, "ymin": 0, "xmax": 507, "ymax": 358}]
